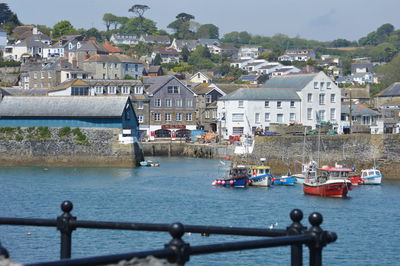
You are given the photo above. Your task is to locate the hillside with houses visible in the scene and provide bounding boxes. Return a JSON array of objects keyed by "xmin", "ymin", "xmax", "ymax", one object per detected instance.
[{"xmin": 0, "ymin": 3, "xmax": 400, "ymax": 141}]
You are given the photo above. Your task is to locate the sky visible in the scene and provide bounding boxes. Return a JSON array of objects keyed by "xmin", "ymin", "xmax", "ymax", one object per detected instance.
[{"xmin": 4, "ymin": 0, "xmax": 400, "ymax": 42}]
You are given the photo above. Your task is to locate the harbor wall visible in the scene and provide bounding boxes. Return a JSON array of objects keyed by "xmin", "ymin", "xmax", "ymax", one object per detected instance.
[
  {"xmin": 143, "ymin": 134, "xmax": 400, "ymax": 178},
  {"xmin": 251, "ymin": 134, "xmax": 400, "ymax": 178},
  {"xmin": 0, "ymin": 127, "xmax": 143, "ymax": 167}
]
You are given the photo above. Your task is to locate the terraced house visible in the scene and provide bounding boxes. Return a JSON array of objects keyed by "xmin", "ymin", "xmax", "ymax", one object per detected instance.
[
  {"xmin": 82, "ymin": 54, "xmax": 144, "ymax": 80},
  {"xmin": 143, "ymin": 76, "xmax": 197, "ymax": 138}
]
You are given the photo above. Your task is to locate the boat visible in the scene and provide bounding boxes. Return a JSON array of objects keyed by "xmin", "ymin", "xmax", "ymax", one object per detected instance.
[
  {"xmin": 249, "ymin": 165, "xmax": 272, "ymax": 187},
  {"xmin": 212, "ymin": 165, "xmax": 249, "ymax": 188},
  {"xmin": 360, "ymin": 167, "xmax": 383, "ymax": 185},
  {"xmin": 294, "ymin": 160, "xmax": 318, "ymax": 184},
  {"xmin": 140, "ymin": 160, "xmax": 160, "ymax": 167},
  {"xmin": 272, "ymin": 174, "xmax": 296, "ymax": 186},
  {"xmin": 303, "ymin": 165, "xmax": 353, "ymax": 198}
]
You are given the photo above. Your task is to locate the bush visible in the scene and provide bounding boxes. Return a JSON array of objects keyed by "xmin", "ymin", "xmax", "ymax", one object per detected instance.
[
  {"xmin": 15, "ymin": 135, "xmax": 23, "ymax": 141},
  {"xmin": 0, "ymin": 127, "xmax": 16, "ymax": 134},
  {"xmin": 58, "ymin": 127, "xmax": 71, "ymax": 137},
  {"xmin": 37, "ymin": 127, "xmax": 51, "ymax": 140},
  {"xmin": 72, "ymin": 128, "xmax": 90, "ymax": 146}
]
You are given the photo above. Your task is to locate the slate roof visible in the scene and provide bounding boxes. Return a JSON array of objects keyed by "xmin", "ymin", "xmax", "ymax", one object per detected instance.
[
  {"xmin": 341, "ymin": 104, "xmax": 381, "ymax": 116},
  {"xmin": 143, "ymin": 76, "xmax": 175, "ymax": 94},
  {"xmin": 219, "ymin": 88, "xmax": 300, "ymax": 101},
  {"xmin": 143, "ymin": 35, "xmax": 170, "ymax": 43},
  {"xmin": 214, "ymin": 84, "xmax": 257, "ymax": 95},
  {"xmin": 377, "ymin": 82, "xmax": 400, "ymax": 97},
  {"xmin": 191, "ymin": 83, "xmax": 213, "ymax": 94},
  {"xmin": 0, "ymin": 96, "xmax": 129, "ymax": 117},
  {"xmin": 262, "ymin": 73, "xmax": 318, "ymax": 91}
]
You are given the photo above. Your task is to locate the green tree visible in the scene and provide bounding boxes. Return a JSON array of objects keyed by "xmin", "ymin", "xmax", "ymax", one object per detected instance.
[
  {"xmin": 0, "ymin": 3, "xmax": 12, "ymax": 23},
  {"xmin": 53, "ymin": 20, "xmax": 76, "ymax": 37},
  {"xmin": 374, "ymin": 55, "xmax": 400, "ymax": 92},
  {"xmin": 120, "ymin": 17, "xmax": 157, "ymax": 36},
  {"xmin": 168, "ymin": 13, "xmax": 195, "ymax": 39},
  {"xmin": 84, "ymin": 28, "xmax": 103, "ymax": 41},
  {"xmin": 196, "ymin": 24, "xmax": 219, "ymax": 39},
  {"xmin": 103, "ymin": 13, "xmax": 117, "ymax": 31},
  {"xmin": 330, "ymin": 38, "xmax": 354, "ymax": 47},
  {"xmin": 153, "ymin": 53, "xmax": 162, "ymax": 65},
  {"xmin": 181, "ymin": 46, "xmax": 190, "ymax": 62},
  {"xmin": 128, "ymin": 4, "xmax": 150, "ymax": 36},
  {"xmin": 188, "ymin": 46, "xmax": 214, "ymax": 70}
]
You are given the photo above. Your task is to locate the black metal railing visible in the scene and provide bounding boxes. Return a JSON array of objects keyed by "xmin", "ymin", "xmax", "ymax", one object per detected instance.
[{"xmin": 0, "ymin": 200, "xmax": 337, "ymax": 266}]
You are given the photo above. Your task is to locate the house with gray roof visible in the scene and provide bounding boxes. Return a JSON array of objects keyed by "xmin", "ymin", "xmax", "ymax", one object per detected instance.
[
  {"xmin": 375, "ymin": 82, "xmax": 400, "ymax": 106},
  {"xmin": 261, "ymin": 72, "xmax": 342, "ymax": 132},
  {"xmin": 139, "ymin": 35, "xmax": 171, "ymax": 45},
  {"xmin": 110, "ymin": 34, "xmax": 140, "ymax": 45},
  {"xmin": 143, "ymin": 75, "xmax": 197, "ymax": 138},
  {"xmin": 217, "ymin": 88, "xmax": 302, "ymax": 137},
  {"xmin": 278, "ymin": 49, "xmax": 316, "ymax": 62},
  {"xmin": 341, "ymin": 104, "xmax": 381, "ymax": 134},
  {"xmin": 169, "ymin": 39, "xmax": 198, "ymax": 52},
  {"xmin": 0, "ymin": 96, "xmax": 139, "ymax": 136}
]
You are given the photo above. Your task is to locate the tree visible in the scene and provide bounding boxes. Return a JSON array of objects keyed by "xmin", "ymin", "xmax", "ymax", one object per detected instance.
[
  {"xmin": 374, "ymin": 55, "xmax": 400, "ymax": 92},
  {"xmin": 153, "ymin": 53, "xmax": 162, "ymax": 65},
  {"xmin": 103, "ymin": 13, "xmax": 117, "ymax": 31},
  {"xmin": 128, "ymin": 4, "xmax": 150, "ymax": 36},
  {"xmin": 168, "ymin": 13, "xmax": 195, "ymax": 39},
  {"xmin": 84, "ymin": 28, "xmax": 103, "ymax": 41},
  {"xmin": 120, "ymin": 17, "xmax": 157, "ymax": 36},
  {"xmin": 196, "ymin": 24, "xmax": 219, "ymax": 39},
  {"xmin": 0, "ymin": 3, "xmax": 13, "ymax": 24},
  {"xmin": 53, "ymin": 20, "xmax": 76, "ymax": 37},
  {"xmin": 181, "ymin": 46, "xmax": 190, "ymax": 62},
  {"xmin": 188, "ymin": 46, "xmax": 214, "ymax": 70},
  {"xmin": 331, "ymin": 38, "xmax": 353, "ymax": 48}
]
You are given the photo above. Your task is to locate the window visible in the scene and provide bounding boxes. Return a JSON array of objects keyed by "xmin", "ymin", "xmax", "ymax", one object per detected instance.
[
  {"xmin": 154, "ymin": 113, "xmax": 161, "ymax": 121},
  {"xmin": 277, "ymin": 101, "xmax": 282, "ymax": 108},
  {"xmin": 122, "ymin": 86, "xmax": 130, "ymax": 94},
  {"xmin": 232, "ymin": 127, "xmax": 244, "ymax": 135},
  {"xmin": 206, "ymin": 95, "xmax": 212, "ymax": 103},
  {"xmin": 265, "ymin": 101, "xmax": 269, "ymax": 108},
  {"xmin": 33, "ymin": 72, "xmax": 38, "ymax": 79},
  {"xmin": 165, "ymin": 99, "xmax": 172, "ymax": 107},
  {"xmin": 175, "ymin": 99, "xmax": 182, "ymax": 107},
  {"xmin": 265, "ymin": 113, "xmax": 270, "ymax": 122},
  {"xmin": 187, "ymin": 99, "xmax": 193, "ymax": 107},
  {"xmin": 330, "ymin": 108, "xmax": 336, "ymax": 120},
  {"xmin": 176, "ymin": 112, "xmax": 182, "ymax": 121},
  {"xmin": 48, "ymin": 72, "xmax": 52, "ymax": 79},
  {"xmin": 205, "ymin": 111, "xmax": 210, "ymax": 119},
  {"xmin": 290, "ymin": 101, "xmax": 295, "ymax": 107},
  {"xmin": 66, "ymin": 73, "xmax": 70, "ymax": 79},
  {"xmin": 155, "ymin": 98, "xmax": 161, "ymax": 107},
  {"xmin": 319, "ymin": 94, "xmax": 325, "ymax": 105},
  {"xmin": 307, "ymin": 93, "xmax": 312, "ymax": 103},
  {"xmin": 125, "ymin": 108, "xmax": 130, "ymax": 120},
  {"xmin": 314, "ymin": 82, "xmax": 318, "ymax": 89},
  {"xmin": 134, "ymin": 86, "xmax": 143, "ymax": 94},
  {"xmin": 238, "ymin": 100, "xmax": 244, "ymax": 108},
  {"xmin": 255, "ymin": 113, "xmax": 260, "ymax": 123},
  {"xmin": 95, "ymin": 86, "xmax": 103, "ymax": 94},
  {"xmin": 307, "ymin": 108, "xmax": 313, "ymax": 120},
  {"xmin": 167, "ymin": 86, "xmax": 179, "ymax": 94},
  {"xmin": 165, "ymin": 113, "xmax": 171, "ymax": 121},
  {"xmin": 320, "ymin": 82, "xmax": 325, "ymax": 90},
  {"xmin": 330, "ymin": 94, "xmax": 336, "ymax": 103},
  {"xmin": 186, "ymin": 113, "xmax": 192, "ymax": 121},
  {"xmin": 137, "ymin": 102, "xmax": 143, "ymax": 109},
  {"xmin": 137, "ymin": 114, "xmax": 144, "ymax": 123},
  {"xmin": 71, "ymin": 87, "xmax": 89, "ymax": 96},
  {"xmin": 232, "ymin": 113, "xmax": 244, "ymax": 122},
  {"xmin": 103, "ymin": 63, "xmax": 106, "ymax": 69},
  {"xmin": 290, "ymin": 113, "xmax": 295, "ymax": 121},
  {"xmin": 327, "ymin": 82, "xmax": 331, "ymax": 89},
  {"xmin": 103, "ymin": 73, "xmax": 106, "ymax": 79},
  {"xmin": 318, "ymin": 110, "xmax": 326, "ymax": 121},
  {"xmin": 277, "ymin": 114, "xmax": 284, "ymax": 123},
  {"xmin": 108, "ymin": 86, "xmax": 116, "ymax": 94},
  {"xmin": 114, "ymin": 63, "xmax": 118, "ymax": 69},
  {"xmin": 135, "ymin": 64, "xmax": 138, "ymax": 72}
]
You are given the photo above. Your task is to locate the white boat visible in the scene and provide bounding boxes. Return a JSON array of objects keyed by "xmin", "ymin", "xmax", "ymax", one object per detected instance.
[
  {"xmin": 140, "ymin": 160, "xmax": 160, "ymax": 167},
  {"xmin": 295, "ymin": 161, "xmax": 318, "ymax": 184},
  {"xmin": 361, "ymin": 168, "xmax": 382, "ymax": 185}
]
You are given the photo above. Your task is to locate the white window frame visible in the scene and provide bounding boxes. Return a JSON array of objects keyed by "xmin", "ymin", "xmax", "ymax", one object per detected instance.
[
  {"xmin": 319, "ymin": 94, "xmax": 325, "ymax": 105},
  {"xmin": 307, "ymin": 93, "xmax": 312, "ymax": 103},
  {"xmin": 186, "ymin": 113, "xmax": 192, "ymax": 121},
  {"xmin": 175, "ymin": 99, "xmax": 182, "ymax": 107},
  {"xmin": 232, "ymin": 113, "xmax": 244, "ymax": 122},
  {"xmin": 137, "ymin": 114, "xmax": 144, "ymax": 123},
  {"xmin": 265, "ymin": 113, "xmax": 270, "ymax": 122},
  {"xmin": 154, "ymin": 113, "xmax": 161, "ymax": 121},
  {"xmin": 255, "ymin": 113, "xmax": 260, "ymax": 123},
  {"xmin": 122, "ymin": 86, "xmax": 130, "ymax": 94},
  {"xmin": 265, "ymin": 101, "xmax": 269, "ymax": 108},
  {"xmin": 165, "ymin": 112, "xmax": 171, "ymax": 121},
  {"xmin": 330, "ymin": 94, "xmax": 336, "ymax": 103},
  {"xmin": 165, "ymin": 99, "xmax": 172, "ymax": 107},
  {"xmin": 176, "ymin": 112, "xmax": 182, "ymax": 121},
  {"xmin": 238, "ymin": 100, "xmax": 244, "ymax": 108},
  {"xmin": 277, "ymin": 101, "xmax": 282, "ymax": 108},
  {"xmin": 187, "ymin": 99, "xmax": 193, "ymax": 107},
  {"xmin": 290, "ymin": 113, "xmax": 295, "ymax": 121},
  {"xmin": 307, "ymin": 108, "xmax": 312, "ymax": 120},
  {"xmin": 108, "ymin": 86, "xmax": 116, "ymax": 94},
  {"xmin": 277, "ymin": 114, "xmax": 284, "ymax": 123},
  {"xmin": 155, "ymin": 98, "xmax": 161, "ymax": 107},
  {"xmin": 330, "ymin": 108, "xmax": 336, "ymax": 120}
]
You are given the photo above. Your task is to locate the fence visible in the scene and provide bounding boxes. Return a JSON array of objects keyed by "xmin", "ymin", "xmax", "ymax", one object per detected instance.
[{"xmin": 0, "ymin": 200, "xmax": 337, "ymax": 266}]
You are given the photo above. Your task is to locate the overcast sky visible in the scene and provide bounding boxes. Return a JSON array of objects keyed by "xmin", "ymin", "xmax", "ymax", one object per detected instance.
[{"xmin": 4, "ymin": 0, "xmax": 400, "ymax": 41}]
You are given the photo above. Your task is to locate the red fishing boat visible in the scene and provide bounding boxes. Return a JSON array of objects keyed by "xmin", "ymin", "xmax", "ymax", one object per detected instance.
[{"xmin": 303, "ymin": 165, "xmax": 353, "ymax": 198}]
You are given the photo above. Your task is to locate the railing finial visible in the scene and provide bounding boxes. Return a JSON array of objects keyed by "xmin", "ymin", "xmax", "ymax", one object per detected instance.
[
  {"xmin": 61, "ymin": 200, "xmax": 73, "ymax": 214},
  {"xmin": 165, "ymin": 223, "xmax": 190, "ymax": 265}
]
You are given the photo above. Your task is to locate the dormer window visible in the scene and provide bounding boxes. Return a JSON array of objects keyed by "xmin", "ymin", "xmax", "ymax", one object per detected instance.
[
  {"xmin": 77, "ymin": 42, "xmax": 81, "ymax": 49},
  {"xmin": 69, "ymin": 43, "xmax": 73, "ymax": 49}
]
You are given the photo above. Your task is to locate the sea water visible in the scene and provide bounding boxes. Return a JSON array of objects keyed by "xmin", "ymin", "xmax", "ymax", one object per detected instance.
[{"xmin": 0, "ymin": 157, "xmax": 399, "ymax": 265}]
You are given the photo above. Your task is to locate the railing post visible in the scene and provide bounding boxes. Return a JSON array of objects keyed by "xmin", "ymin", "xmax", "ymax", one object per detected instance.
[
  {"xmin": 307, "ymin": 212, "xmax": 337, "ymax": 266},
  {"xmin": 57, "ymin": 200, "xmax": 76, "ymax": 259},
  {"xmin": 165, "ymin": 223, "xmax": 190, "ymax": 266},
  {"xmin": 0, "ymin": 241, "xmax": 9, "ymax": 258},
  {"xmin": 287, "ymin": 209, "xmax": 306, "ymax": 266}
]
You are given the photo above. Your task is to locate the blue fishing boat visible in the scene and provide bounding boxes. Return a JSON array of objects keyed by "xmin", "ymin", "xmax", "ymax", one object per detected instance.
[
  {"xmin": 272, "ymin": 173, "xmax": 296, "ymax": 186},
  {"xmin": 212, "ymin": 165, "xmax": 249, "ymax": 188}
]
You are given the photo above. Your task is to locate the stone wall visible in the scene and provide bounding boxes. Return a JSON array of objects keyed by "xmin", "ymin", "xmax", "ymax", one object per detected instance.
[
  {"xmin": 251, "ymin": 134, "xmax": 400, "ymax": 178},
  {"xmin": 0, "ymin": 127, "xmax": 143, "ymax": 167}
]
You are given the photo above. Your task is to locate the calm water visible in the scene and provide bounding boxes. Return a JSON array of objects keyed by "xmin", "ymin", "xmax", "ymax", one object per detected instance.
[{"xmin": 0, "ymin": 157, "xmax": 399, "ymax": 265}]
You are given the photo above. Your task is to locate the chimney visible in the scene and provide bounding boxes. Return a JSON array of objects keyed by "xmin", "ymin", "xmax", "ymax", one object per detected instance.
[
  {"xmin": 60, "ymin": 58, "xmax": 67, "ymax": 69},
  {"xmin": 72, "ymin": 57, "xmax": 78, "ymax": 68}
]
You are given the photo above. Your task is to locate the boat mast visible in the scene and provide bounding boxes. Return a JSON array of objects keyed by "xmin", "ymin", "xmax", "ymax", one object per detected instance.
[
  {"xmin": 317, "ymin": 124, "xmax": 321, "ymax": 167},
  {"xmin": 302, "ymin": 127, "xmax": 306, "ymax": 164}
]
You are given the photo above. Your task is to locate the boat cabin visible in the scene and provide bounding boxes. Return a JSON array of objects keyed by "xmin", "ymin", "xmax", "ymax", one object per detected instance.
[
  {"xmin": 361, "ymin": 168, "xmax": 381, "ymax": 178},
  {"xmin": 318, "ymin": 167, "xmax": 352, "ymax": 182},
  {"xmin": 250, "ymin": 166, "xmax": 270, "ymax": 177},
  {"xmin": 229, "ymin": 166, "xmax": 250, "ymax": 179}
]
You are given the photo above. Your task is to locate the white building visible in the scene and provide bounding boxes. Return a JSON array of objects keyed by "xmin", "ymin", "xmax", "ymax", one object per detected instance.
[
  {"xmin": 217, "ymin": 88, "xmax": 301, "ymax": 138},
  {"xmin": 263, "ymin": 72, "xmax": 341, "ymax": 130}
]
